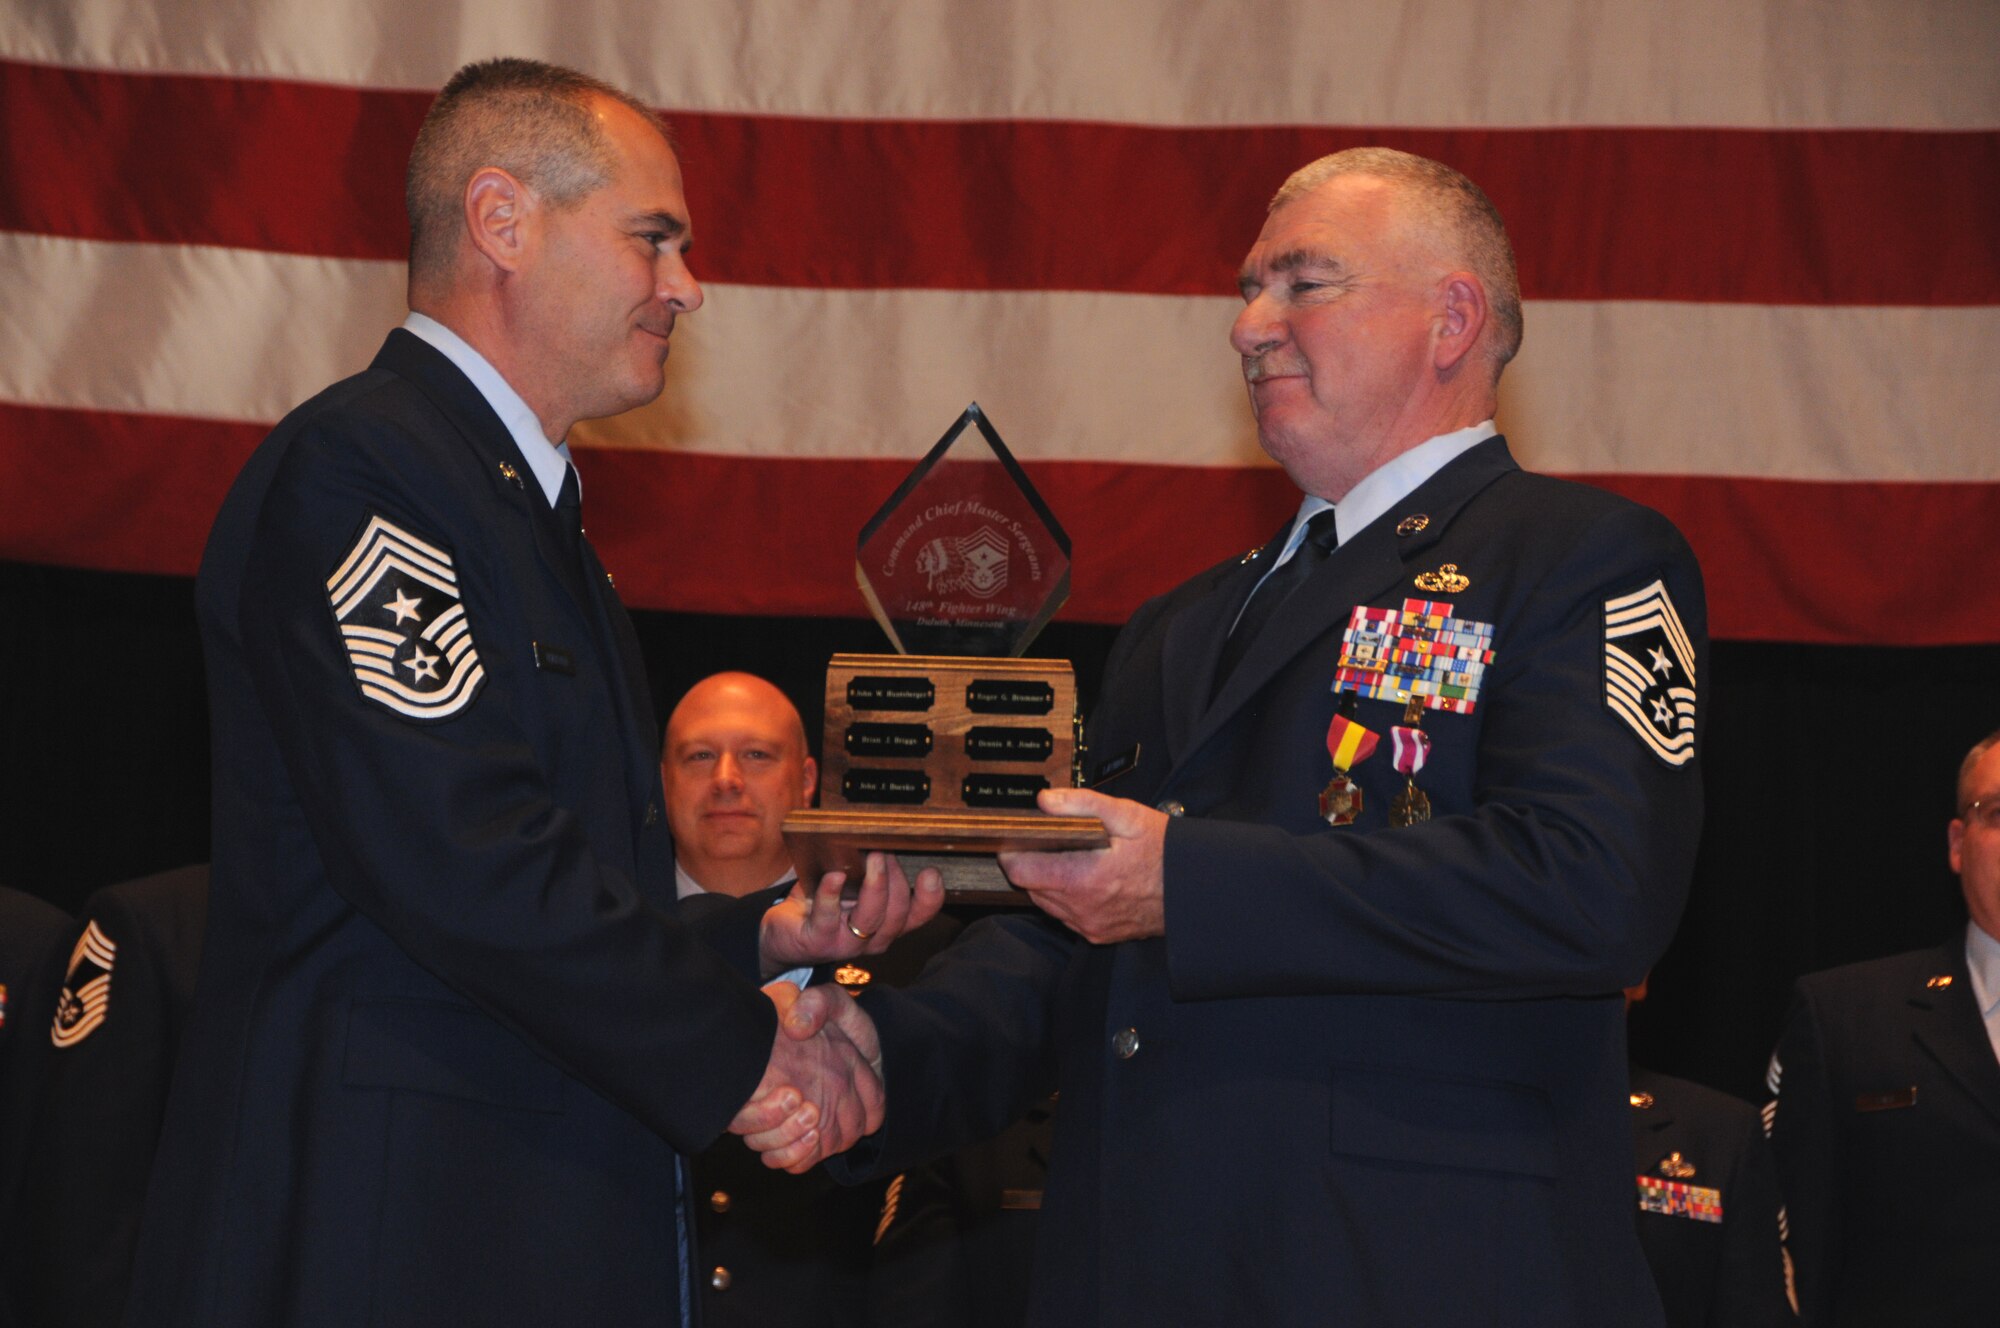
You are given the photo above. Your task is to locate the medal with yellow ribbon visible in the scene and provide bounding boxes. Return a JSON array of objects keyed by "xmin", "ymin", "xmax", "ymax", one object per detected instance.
[{"xmin": 1319, "ymin": 693, "xmax": 1380, "ymax": 826}]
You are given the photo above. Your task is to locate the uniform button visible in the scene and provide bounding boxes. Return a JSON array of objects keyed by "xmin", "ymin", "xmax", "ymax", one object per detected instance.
[
  {"xmin": 708, "ymin": 1190, "xmax": 730, "ymax": 1213},
  {"xmin": 1156, "ymin": 800, "xmax": 1185, "ymax": 817},
  {"xmin": 710, "ymin": 1267, "xmax": 731, "ymax": 1292},
  {"xmin": 1112, "ymin": 1027, "xmax": 1141, "ymax": 1059}
]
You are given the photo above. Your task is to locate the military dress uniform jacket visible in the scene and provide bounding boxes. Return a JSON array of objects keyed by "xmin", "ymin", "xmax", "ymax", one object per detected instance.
[
  {"xmin": 1766, "ymin": 939, "xmax": 2000, "ymax": 1326},
  {"xmin": 0, "ymin": 885, "xmax": 70, "ymax": 1328},
  {"xmin": 1628, "ymin": 1066, "xmax": 1794, "ymax": 1328},
  {"xmin": 688, "ymin": 914, "xmax": 963, "ymax": 1328},
  {"xmin": 121, "ymin": 331, "xmax": 778, "ymax": 1328},
  {"xmin": 8, "ymin": 865, "xmax": 208, "ymax": 1328},
  {"xmin": 834, "ymin": 438, "xmax": 1707, "ymax": 1327}
]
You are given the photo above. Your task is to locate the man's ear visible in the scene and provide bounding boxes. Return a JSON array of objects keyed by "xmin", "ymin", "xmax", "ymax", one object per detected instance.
[
  {"xmin": 799, "ymin": 756, "xmax": 819, "ymax": 808},
  {"xmin": 464, "ymin": 167, "xmax": 533, "ymax": 274},
  {"xmin": 1433, "ymin": 271, "xmax": 1489, "ymax": 374}
]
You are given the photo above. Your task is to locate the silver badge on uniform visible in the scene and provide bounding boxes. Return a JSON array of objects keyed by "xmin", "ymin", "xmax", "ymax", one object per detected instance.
[
  {"xmin": 1603, "ymin": 580, "xmax": 1696, "ymax": 767},
  {"xmin": 51, "ymin": 920, "xmax": 116, "ymax": 1048},
  {"xmin": 327, "ymin": 516, "xmax": 486, "ymax": 722}
]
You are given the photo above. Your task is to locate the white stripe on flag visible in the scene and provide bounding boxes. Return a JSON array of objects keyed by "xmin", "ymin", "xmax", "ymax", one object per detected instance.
[
  {"xmin": 5, "ymin": 231, "xmax": 1998, "ymax": 483},
  {"xmin": 5, "ymin": 0, "xmax": 1994, "ymax": 128}
]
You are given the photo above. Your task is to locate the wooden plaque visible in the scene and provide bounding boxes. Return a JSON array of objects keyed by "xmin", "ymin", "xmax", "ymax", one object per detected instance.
[{"xmin": 786, "ymin": 653, "xmax": 1099, "ymax": 900}]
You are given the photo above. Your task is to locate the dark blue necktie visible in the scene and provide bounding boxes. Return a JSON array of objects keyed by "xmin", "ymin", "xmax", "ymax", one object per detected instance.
[{"xmin": 1213, "ymin": 507, "xmax": 1339, "ymax": 695}]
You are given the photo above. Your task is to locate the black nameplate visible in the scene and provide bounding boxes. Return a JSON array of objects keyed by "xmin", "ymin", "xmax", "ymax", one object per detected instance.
[
  {"xmin": 965, "ymin": 726, "xmax": 1053, "ymax": 762},
  {"xmin": 1854, "ymin": 1086, "xmax": 1917, "ymax": 1113},
  {"xmin": 1088, "ymin": 744, "xmax": 1141, "ymax": 788},
  {"xmin": 532, "ymin": 641, "xmax": 576, "ymax": 676},
  {"xmin": 848, "ymin": 676, "xmax": 935, "ymax": 711},
  {"xmin": 845, "ymin": 723, "xmax": 934, "ymax": 758},
  {"xmin": 962, "ymin": 773, "xmax": 1048, "ymax": 809},
  {"xmin": 966, "ymin": 680, "xmax": 1054, "ymax": 715},
  {"xmin": 842, "ymin": 770, "xmax": 932, "ymax": 804}
]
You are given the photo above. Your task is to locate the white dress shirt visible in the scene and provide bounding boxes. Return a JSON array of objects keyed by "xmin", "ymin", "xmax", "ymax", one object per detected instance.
[{"xmin": 402, "ymin": 311, "xmax": 574, "ymax": 507}]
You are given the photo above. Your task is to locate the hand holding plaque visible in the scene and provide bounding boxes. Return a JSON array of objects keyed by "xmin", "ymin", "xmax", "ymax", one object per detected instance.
[{"xmin": 782, "ymin": 405, "xmax": 1106, "ymax": 900}]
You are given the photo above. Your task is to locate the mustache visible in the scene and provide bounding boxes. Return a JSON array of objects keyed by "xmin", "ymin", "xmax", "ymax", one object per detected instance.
[{"xmin": 1242, "ymin": 355, "xmax": 1305, "ymax": 383}]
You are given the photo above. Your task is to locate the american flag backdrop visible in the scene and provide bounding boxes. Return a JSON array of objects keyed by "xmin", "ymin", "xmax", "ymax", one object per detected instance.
[{"xmin": 3, "ymin": 0, "xmax": 1997, "ymax": 643}]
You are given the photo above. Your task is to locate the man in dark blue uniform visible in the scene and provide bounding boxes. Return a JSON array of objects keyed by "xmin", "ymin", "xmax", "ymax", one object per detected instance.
[
  {"xmin": 122, "ymin": 58, "xmax": 936, "ymax": 1328},
  {"xmin": 1623, "ymin": 979, "xmax": 1794, "ymax": 1328},
  {"xmin": 0, "ymin": 884, "xmax": 69, "ymax": 1328},
  {"xmin": 661, "ymin": 672, "xmax": 959, "ymax": 1326},
  {"xmin": 7, "ymin": 865, "xmax": 207, "ymax": 1328},
  {"xmin": 749, "ymin": 148, "xmax": 1707, "ymax": 1326},
  {"xmin": 1628, "ymin": 1064, "xmax": 1794, "ymax": 1328},
  {"xmin": 1766, "ymin": 728, "xmax": 2000, "ymax": 1326}
]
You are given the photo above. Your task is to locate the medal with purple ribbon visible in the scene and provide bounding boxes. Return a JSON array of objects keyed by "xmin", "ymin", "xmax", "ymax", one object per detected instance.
[{"xmin": 1388, "ymin": 721, "xmax": 1432, "ymax": 827}]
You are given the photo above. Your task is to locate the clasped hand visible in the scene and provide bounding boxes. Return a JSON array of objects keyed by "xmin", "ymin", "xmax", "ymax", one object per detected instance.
[
  {"xmin": 759, "ymin": 850, "xmax": 944, "ymax": 977},
  {"xmin": 730, "ymin": 981, "xmax": 884, "ymax": 1172}
]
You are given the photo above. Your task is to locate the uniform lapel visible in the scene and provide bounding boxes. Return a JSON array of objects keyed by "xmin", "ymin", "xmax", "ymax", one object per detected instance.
[
  {"xmin": 1910, "ymin": 940, "xmax": 2000, "ymax": 1130},
  {"xmin": 376, "ymin": 330, "xmax": 600, "ymax": 622},
  {"xmin": 1175, "ymin": 438, "xmax": 1519, "ymax": 775},
  {"xmin": 579, "ymin": 541, "xmax": 666, "ymax": 808},
  {"xmin": 1159, "ymin": 525, "xmax": 1288, "ymax": 761},
  {"xmin": 378, "ymin": 330, "xmax": 659, "ymax": 827}
]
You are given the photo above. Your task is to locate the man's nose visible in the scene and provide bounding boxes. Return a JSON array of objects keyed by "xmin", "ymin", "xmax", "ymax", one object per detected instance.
[
  {"xmin": 1230, "ymin": 298, "xmax": 1283, "ymax": 357},
  {"xmin": 657, "ymin": 248, "xmax": 704, "ymax": 314}
]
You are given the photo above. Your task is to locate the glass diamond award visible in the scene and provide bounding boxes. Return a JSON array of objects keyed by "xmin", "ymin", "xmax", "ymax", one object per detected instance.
[{"xmin": 782, "ymin": 404, "xmax": 1107, "ymax": 901}]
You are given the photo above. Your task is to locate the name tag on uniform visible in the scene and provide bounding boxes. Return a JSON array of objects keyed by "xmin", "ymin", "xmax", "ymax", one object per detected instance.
[
  {"xmin": 533, "ymin": 641, "xmax": 576, "ymax": 676},
  {"xmin": 1089, "ymin": 745, "xmax": 1140, "ymax": 788},
  {"xmin": 1854, "ymin": 1086, "xmax": 1917, "ymax": 1112}
]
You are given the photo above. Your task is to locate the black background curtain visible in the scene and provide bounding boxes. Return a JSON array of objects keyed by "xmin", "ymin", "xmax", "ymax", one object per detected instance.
[{"xmin": 4, "ymin": 559, "xmax": 1992, "ymax": 1104}]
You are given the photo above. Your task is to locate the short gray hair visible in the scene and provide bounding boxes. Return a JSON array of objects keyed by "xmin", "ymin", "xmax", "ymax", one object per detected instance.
[
  {"xmin": 1958, "ymin": 727, "xmax": 2000, "ymax": 813},
  {"xmin": 1270, "ymin": 147, "xmax": 1523, "ymax": 370},
  {"xmin": 405, "ymin": 57, "xmax": 668, "ymax": 282}
]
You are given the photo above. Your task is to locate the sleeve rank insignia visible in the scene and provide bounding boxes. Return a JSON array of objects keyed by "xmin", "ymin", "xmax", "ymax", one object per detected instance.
[
  {"xmin": 327, "ymin": 515, "xmax": 486, "ymax": 722},
  {"xmin": 51, "ymin": 920, "xmax": 116, "ymax": 1048},
  {"xmin": 1603, "ymin": 579, "xmax": 1696, "ymax": 766}
]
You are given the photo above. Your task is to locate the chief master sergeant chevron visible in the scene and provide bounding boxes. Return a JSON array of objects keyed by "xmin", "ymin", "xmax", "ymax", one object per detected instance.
[
  {"xmin": 745, "ymin": 148, "xmax": 1709, "ymax": 1326},
  {"xmin": 120, "ymin": 58, "xmax": 939, "ymax": 1328}
]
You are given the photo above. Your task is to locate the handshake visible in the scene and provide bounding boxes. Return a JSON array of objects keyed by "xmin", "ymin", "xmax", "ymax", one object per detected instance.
[
  {"xmin": 727, "ymin": 786, "xmax": 1165, "ymax": 1171},
  {"xmin": 731, "ymin": 851, "xmax": 941, "ymax": 1172}
]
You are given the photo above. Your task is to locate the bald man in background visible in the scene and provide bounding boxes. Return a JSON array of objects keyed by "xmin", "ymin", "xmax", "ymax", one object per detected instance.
[{"xmin": 665, "ymin": 673, "xmax": 961, "ymax": 1327}]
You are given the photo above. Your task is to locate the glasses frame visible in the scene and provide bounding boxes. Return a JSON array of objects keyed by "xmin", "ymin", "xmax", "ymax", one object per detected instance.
[{"xmin": 1960, "ymin": 796, "xmax": 2000, "ymax": 830}]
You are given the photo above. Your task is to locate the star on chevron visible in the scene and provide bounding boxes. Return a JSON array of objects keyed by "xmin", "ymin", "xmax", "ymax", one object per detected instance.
[
  {"xmin": 384, "ymin": 588, "xmax": 424, "ymax": 625},
  {"xmin": 1648, "ymin": 645, "xmax": 1674, "ymax": 678},
  {"xmin": 1651, "ymin": 696, "xmax": 1673, "ymax": 729},
  {"xmin": 403, "ymin": 644, "xmax": 440, "ymax": 683}
]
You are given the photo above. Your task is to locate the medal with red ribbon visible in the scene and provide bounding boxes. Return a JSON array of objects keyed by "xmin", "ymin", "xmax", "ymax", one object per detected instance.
[
  {"xmin": 1319, "ymin": 693, "xmax": 1380, "ymax": 826},
  {"xmin": 1388, "ymin": 710, "xmax": 1432, "ymax": 827}
]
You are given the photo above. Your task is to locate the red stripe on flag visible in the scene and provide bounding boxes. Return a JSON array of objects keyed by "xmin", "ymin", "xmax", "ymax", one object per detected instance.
[
  {"xmin": 5, "ymin": 403, "xmax": 1997, "ymax": 643},
  {"xmin": 5, "ymin": 60, "xmax": 1996, "ymax": 304},
  {"xmin": 0, "ymin": 404, "xmax": 263, "ymax": 573}
]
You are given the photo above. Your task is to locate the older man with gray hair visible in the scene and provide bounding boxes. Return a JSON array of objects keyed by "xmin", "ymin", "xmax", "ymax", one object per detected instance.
[{"xmin": 747, "ymin": 146, "xmax": 1709, "ymax": 1326}]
